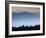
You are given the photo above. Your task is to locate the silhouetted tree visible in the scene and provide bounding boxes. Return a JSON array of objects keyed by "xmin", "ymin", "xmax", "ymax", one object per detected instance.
[{"xmin": 12, "ymin": 24, "xmax": 40, "ymax": 31}]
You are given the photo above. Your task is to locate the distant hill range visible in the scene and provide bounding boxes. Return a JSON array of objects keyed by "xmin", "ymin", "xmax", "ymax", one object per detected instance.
[{"xmin": 12, "ymin": 25, "xmax": 40, "ymax": 31}]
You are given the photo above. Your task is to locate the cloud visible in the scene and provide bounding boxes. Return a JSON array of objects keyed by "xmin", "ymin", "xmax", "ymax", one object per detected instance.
[{"xmin": 12, "ymin": 7, "xmax": 40, "ymax": 13}]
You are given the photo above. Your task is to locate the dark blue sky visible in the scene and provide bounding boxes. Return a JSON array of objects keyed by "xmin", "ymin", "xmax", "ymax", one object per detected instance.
[{"xmin": 12, "ymin": 12, "xmax": 40, "ymax": 27}]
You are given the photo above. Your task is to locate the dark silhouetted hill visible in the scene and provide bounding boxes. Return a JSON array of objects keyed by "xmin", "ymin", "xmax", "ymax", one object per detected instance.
[{"xmin": 12, "ymin": 25, "xmax": 40, "ymax": 31}]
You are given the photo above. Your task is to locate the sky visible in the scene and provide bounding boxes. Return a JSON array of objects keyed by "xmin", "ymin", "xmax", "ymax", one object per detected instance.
[
  {"xmin": 12, "ymin": 7, "xmax": 40, "ymax": 27},
  {"xmin": 12, "ymin": 12, "xmax": 40, "ymax": 27}
]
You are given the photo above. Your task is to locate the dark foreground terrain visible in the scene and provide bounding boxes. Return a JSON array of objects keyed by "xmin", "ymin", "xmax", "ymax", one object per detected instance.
[{"xmin": 12, "ymin": 25, "xmax": 40, "ymax": 31}]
